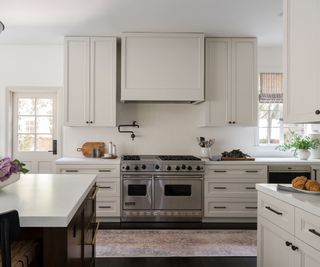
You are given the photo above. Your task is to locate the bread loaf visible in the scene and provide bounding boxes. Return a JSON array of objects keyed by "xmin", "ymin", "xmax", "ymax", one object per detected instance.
[
  {"xmin": 305, "ymin": 180, "xmax": 320, "ymax": 192},
  {"xmin": 291, "ymin": 176, "xmax": 308, "ymax": 189}
]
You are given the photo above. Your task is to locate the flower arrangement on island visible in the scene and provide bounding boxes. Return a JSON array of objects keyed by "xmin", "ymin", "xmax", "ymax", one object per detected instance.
[{"xmin": 0, "ymin": 157, "xmax": 29, "ymax": 182}]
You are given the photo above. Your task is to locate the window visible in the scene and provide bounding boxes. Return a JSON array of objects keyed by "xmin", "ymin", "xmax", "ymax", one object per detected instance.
[
  {"xmin": 15, "ymin": 96, "xmax": 54, "ymax": 152},
  {"xmin": 258, "ymin": 73, "xmax": 304, "ymax": 145}
]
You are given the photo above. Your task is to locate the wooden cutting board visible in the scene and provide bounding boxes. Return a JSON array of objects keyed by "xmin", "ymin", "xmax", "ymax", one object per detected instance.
[
  {"xmin": 77, "ymin": 142, "xmax": 105, "ymax": 158},
  {"xmin": 221, "ymin": 157, "xmax": 255, "ymax": 161}
]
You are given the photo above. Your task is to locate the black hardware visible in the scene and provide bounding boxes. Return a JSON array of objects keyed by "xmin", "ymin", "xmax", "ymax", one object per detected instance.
[
  {"xmin": 65, "ymin": 170, "xmax": 79, "ymax": 173},
  {"xmin": 291, "ymin": 245, "xmax": 298, "ymax": 251},
  {"xmin": 214, "ymin": 187, "xmax": 227, "ymax": 189},
  {"xmin": 90, "ymin": 121, "xmax": 93, "ymax": 124},
  {"xmin": 315, "ymin": 110, "xmax": 320, "ymax": 115},
  {"xmin": 265, "ymin": 206, "xmax": 283, "ymax": 215},
  {"xmin": 118, "ymin": 121, "xmax": 140, "ymax": 140},
  {"xmin": 309, "ymin": 229, "xmax": 320, "ymax": 237},
  {"xmin": 214, "ymin": 206, "xmax": 226, "ymax": 209},
  {"xmin": 228, "ymin": 121, "xmax": 231, "ymax": 124},
  {"xmin": 246, "ymin": 170, "xmax": 258, "ymax": 173},
  {"xmin": 214, "ymin": 170, "xmax": 227, "ymax": 173},
  {"xmin": 245, "ymin": 187, "xmax": 256, "ymax": 190},
  {"xmin": 245, "ymin": 207, "xmax": 257, "ymax": 209},
  {"xmin": 48, "ymin": 139, "xmax": 57, "ymax": 155},
  {"xmin": 232, "ymin": 121, "xmax": 236, "ymax": 124},
  {"xmin": 86, "ymin": 121, "xmax": 89, "ymax": 124},
  {"xmin": 100, "ymin": 186, "xmax": 112, "ymax": 189},
  {"xmin": 98, "ymin": 170, "xmax": 111, "ymax": 172},
  {"xmin": 98, "ymin": 206, "xmax": 112, "ymax": 209},
  {"xmin": 73, "ymin": 224, "xmax": 77, "ymax": 238},
  {"xmin": 285, "ymin": 241, "xmax": 292, "ymax": 247}
]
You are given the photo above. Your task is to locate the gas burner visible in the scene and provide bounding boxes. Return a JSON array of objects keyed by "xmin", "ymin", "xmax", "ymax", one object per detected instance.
[
  {"xmin": 122, "ymin": 155, "xmax": 141, "ymax": 161},
  {"xmin": 158, "ymin": 155, "xmax": 201, "ymax": 161}
]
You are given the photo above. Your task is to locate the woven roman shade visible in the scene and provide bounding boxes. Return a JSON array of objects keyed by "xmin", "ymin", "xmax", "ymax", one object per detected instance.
[{"xmin": 259, "ymin": 73, "xmax": 283, "ymax": 103}]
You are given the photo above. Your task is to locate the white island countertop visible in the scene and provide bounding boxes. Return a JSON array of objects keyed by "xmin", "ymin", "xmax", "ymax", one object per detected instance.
[
  {"xmin": 0, "ymin": 174, "xmax": 96, "ymax": 227},
  {"xmin": 56, "ymin": 157, "xmax": 120, "ymax": 165},
  {"xmin": 256, "ymin": 183, "xmax": 320, "ymax": 217},
  {"xmin": 205, "ymin": 157, "xmax": 320, "ymax": 165}
]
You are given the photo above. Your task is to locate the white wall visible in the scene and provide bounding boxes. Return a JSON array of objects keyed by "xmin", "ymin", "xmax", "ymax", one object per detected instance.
[{"xmin": 0, "ymin": 44, "xmax": 295, "ymax": 159}]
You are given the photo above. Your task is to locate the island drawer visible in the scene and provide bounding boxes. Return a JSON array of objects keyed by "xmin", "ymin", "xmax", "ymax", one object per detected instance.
[
  {"xmin": 205, "ymin": 165, "xmax": 267, "ymax": 179},
  {"xmin": 96, "ymin": 198, "xmax": 120, "ymax": 217},
  {"xmin": 205, "ymin": 180, "xmax": 263, "ymax": 198},
  {"xmin": 97, "ymin": 179, "xmax": 120, "ymax": 197},
  {"xmin": 58, "ymin": 164, "xmax": 120, "ymax": 178},
  {"xmin": 204, "ymin": 197, "xmax": 258, "ymax": 218},
  {"xmin": 258, "ymin": 192, "xmax": 294, "ymax": 234},
  {"xmin": 295, "ymin": 207, "xmax": 320, "ymax": 250}
]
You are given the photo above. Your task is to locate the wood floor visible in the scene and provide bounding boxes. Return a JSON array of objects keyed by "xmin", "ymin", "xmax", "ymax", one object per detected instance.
[{"xmin": 95, "ymin": 256, "xmax": 257, "ymax": 267}]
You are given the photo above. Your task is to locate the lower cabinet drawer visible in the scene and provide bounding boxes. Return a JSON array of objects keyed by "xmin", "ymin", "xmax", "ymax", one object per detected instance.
[
  {"xmin": 295, "ymin": 207, "xmax": 320, "ymax": 250},
  {"xmin": 97, "ymin": 179, "xmax": 120, "ymax": 197},
  {"xmin": 258, "ymin": 192, "xmax": 294, "ymax": 234},
  {"xmin": 96, "ymin": 198, "xmax": 120, "ymax": 217},
  {"xmin": 204, "ymin": 198, "xmax": 258, "ymax": 217}
]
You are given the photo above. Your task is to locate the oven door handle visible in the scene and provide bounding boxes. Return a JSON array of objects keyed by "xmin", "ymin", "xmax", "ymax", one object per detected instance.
[{"xmin": 154, "ymin": 177, "xmax": 203, "ymax": 180}]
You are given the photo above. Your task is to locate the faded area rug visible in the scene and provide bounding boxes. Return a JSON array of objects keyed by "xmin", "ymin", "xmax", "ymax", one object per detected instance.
[{"xmin": 96, "ymin": 230, "xmax": 257, "ymax": 257}]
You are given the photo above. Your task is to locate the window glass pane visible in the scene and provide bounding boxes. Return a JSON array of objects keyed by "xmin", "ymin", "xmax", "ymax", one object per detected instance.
[
  {"xmin": 259, "ymin": 118, "xmax": 268, "ymax": 127},
  {"xmin": 36, "ymin": 135, "xmax": 52, "ymax": 151},
  {"xmin": 36, "ymin": 98, "xmax": 53, "ymax": 115},
  {"xmin": 270, "ymin": 128, "xmax": 280, "ymax": 144},
  {"xmin": 36, "ymin": 117, "xmax": 53, "ymax": 134},
  {"xmin": 259, "ymin": 128, "xmax": 268, "ymax": 144},
  {"xmin": 18, "ymin": 98, "xmax": 35, "ymax": 115},
  {"xmin": 18, "ymin": 134, "xmax": 35, "ymax": 151},
  {"xmin": 18, "ymin": 116, "xmax": 35, "ymax": 133}
]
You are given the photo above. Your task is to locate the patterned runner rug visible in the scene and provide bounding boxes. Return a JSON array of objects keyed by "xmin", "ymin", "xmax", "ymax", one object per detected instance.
[{"xmin": 96, "ymin": 229, "xmax": 257, "ymax": 257}]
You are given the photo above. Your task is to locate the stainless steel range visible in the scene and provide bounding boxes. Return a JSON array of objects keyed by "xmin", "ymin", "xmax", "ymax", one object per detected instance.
[{"xmin": 121, "ymin": 155, "xmax": 204, "ymax": 222}]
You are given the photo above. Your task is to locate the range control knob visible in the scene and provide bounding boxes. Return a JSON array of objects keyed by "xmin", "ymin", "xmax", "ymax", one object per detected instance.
[
  {"xmin": 125, "ymin": 165, "xmax": 130, "ymax": 171},
  {"xmin": 167, "ymin": 166, "xmax": 172, "ymax": 171},
  {"xmin": 196, "ymin": 166, "xmax": 201, "ymax": 171},
  {"xmin": 181, "ymin": 164, "xmax": 186, "ymax": 170},
  {"xmin": 134, "ymin": 165, "xmax": 139, "ymax": 171},
  {"xmin": 175, "ymin": 166, "xmax": 180, "ymax": 171},
  {"xmin": 187, "ymin": 166, "xmax": 192, "ymax": 171},
  {"xmin": 155, "ymin": 164, "xmax": 160, "ymax": 170},
  {"xmin": 141, "ymin": 164, "xmax": 146, "ymax": 170}
]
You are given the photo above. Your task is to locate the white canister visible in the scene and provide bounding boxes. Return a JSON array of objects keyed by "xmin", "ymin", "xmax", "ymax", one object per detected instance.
[
  {"xmin": 112, "ymin": 144, "xmax": 117, "ymax": 156},
  {"xmin": 200, "ymin": 147, "xmax": 212, "ymax": 158},
  {"xmin": 108, "ymin": 142, "xmax": 113, "ymax": 155},
  {"xmin": 309, "ymin": 132, "xmax": 320, "ymax": 159}
]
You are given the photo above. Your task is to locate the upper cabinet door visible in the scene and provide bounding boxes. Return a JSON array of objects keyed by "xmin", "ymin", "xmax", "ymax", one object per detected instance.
[
  {"xmin": 121, "ymin": 33, "xmax": 204, "ymax": 102},
  {"xmin": 284, "ymin": 0, "xmax": 320, "ymax": 123},
  {"xmin": 90, "ymin": 37, "xmax": 117, "ymax": 127},
  {"xmin": 232, "ymin": 38, "xmax": 257, "ymax": 126},
  {"xmin": 64, "ymin": 37, "xmax": 90, "ymax": 126},
  {"xmin": 204, "ymin": 38, "xmax": 232, "ymax": 126}
]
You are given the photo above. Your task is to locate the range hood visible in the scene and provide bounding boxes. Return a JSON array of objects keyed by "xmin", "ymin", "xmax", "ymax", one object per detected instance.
[{"xmin": 121, "ymin": 32, "xmax": 205, "ymax": 103}]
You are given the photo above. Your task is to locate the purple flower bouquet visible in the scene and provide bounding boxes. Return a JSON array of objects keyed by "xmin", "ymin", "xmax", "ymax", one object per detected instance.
[{"xmin": 0, "ymin": 157, "xmax": 29, "ymax": 188}]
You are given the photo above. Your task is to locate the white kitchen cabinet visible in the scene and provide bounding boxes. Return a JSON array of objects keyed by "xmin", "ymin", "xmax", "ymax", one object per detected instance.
[
  {"xmin": 284, "ymin": 0, "xmax": 320, "ymax": 123},
  {"xmin": 64, "ymin": 37, "xmax": 117, "ymax": 127},
  {"xmin": 121, "ymin": 32, "xmax": 204, "ymax": 102},
  {"xmin": 203, "ymin": 164, "xmax": 267, "ymax": 222},
  {"xmin": 56, "ymin": 164, "xmax": 120, "ymax": 220},
  {"xmin": 203, "ymin": 38, "xmax": 257, "ymax": 126}
]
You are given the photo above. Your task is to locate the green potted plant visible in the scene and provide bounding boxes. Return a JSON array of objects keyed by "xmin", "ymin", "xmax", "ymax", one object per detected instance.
[{"xmin": 276, "ymin": 131, "xmax": 320, "ymax": 160}]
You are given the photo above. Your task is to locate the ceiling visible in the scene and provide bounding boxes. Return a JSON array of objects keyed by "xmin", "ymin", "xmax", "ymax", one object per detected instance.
[{"xmin": 0, "ymin": 0, "xmax": 283, "ymax": 46}]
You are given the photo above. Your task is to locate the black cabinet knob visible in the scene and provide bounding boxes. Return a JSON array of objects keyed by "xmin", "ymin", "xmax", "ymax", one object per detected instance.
[
  {"xmin": 86, "ymin": 121, "xmax": 89, "ymax": 124},
  {"xmin": 285, "ymin": 241, "xmax": 292, "ymax": 247},
  {"xmin": 291, "ymin": 245, "xmax": 299, "ymax": 251},
  {"xmin": 315, "ymin": 110, "xmax": 320, "ymax": 115},
  {"xmin": 232, "ymin": 121, "xmax": 236, "ymax": 124},
  {"xmin": 228, "ymin": 121, "xmax": 231, "ymax": 124}
]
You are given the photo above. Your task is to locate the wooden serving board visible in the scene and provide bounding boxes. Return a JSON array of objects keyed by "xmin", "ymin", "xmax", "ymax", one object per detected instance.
[
  {"xmin": 221, "ymin": 157, "xmax": 255, "ymax": 161},
  {"xmin": 77, "ymin": 142, "xmax": 105, "ymax": 158}
]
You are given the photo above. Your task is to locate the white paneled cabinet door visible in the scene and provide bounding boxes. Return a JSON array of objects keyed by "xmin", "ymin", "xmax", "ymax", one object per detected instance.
[
  {"xmin": 90, "ymin": 37, "xmax": 116, "ymax": 127},
  {"xmin": 284, "ymin": 0, "xmax": 320, "ymax": 123},
  {"xmin": 64, "ymin": 37, "xmax": 90, "ymax": 126},
  {"xmin": 257, "ymin": 216, "xmax": 295, "ymax": 267},
  {"xmin": 232, "ymin": 38, "xmax": 257, "ymax": 126},
  {"xmin": 204, "ymin": 38, "xmax": 232, "ymax": 126}
]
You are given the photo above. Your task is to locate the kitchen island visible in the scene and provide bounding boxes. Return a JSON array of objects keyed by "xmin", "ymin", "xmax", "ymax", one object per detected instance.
[
  {"xmin": 0, "ymin": 174, "xmax": 97, "ymax": 267},
  {"xmin": 256, "ymin": 184, "xmax": 320, "ymax": 267}
]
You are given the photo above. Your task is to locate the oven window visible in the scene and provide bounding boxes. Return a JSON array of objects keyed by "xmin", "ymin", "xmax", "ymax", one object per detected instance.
[
  {"xmin": 128, "ymin": 184, "xmax": 147, "ymax": 196},
  {"xmin": 164, "ymin": 185, "xmax": 191, "ymax": 196}
]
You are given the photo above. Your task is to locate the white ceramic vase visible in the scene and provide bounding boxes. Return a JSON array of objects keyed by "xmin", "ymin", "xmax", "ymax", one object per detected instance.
[
  {"xmin": 0, "ymin": 173, "xmax": 20, "ymax": 189},
  {"xmin": 297, "ymin": 149, "xmax": 311, "ymax": 160}
]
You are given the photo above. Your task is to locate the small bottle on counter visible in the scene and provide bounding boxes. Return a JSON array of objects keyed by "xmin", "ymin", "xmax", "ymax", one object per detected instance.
[
  {"xmin": 112, "ymin": 144, "xmax": 117, "ymax": 156},
  {"xmin": 108, "ymin": 142, "xmax": 113, "ymax": 155}
]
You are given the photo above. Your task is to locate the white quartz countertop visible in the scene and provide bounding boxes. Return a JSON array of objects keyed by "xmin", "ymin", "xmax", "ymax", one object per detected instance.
[
  {"xmin": 0, "ymin": 174, "xmax": 96, "ymax": 227},
  {"xmin": 204, "ymin": 157, "xmax": 320, "ymax": 165},
  {"xmin": 56, "ymin": 157, "xmax": 120, "ymax": 165},
  {"xmin": 256, "ymin": 183, "xmax": 320, "ymax": 217}
]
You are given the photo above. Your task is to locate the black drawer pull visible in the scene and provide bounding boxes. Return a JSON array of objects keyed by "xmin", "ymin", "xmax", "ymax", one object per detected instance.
[
  {"xmin": 214, "ymin": 170, "xmax": 227, "ymax": 173},
  {"xmin": 245, "ymin": 170, "xmax": 258, "ymax": 173},
  {"xmin": 309, "ymin": 229, "xmax": 320, "ymax": 238},
  {"xmin": 214, "ymin": 187, "xmax": 227, "ymax": 189},
  {"xmin": 65, "ymin": 170, "xmax": 79, "ymax": 173},
  {"xmin": 99, "ymin": 206, "xmax": 112, "ymax": 209},
  {"xmin": 99, "ymin": 170, "xmax": 111, "ymax": 172},
  {"xmin": 100, "ymin": 186, "xmax": 112, "ymax": 189},
  {"xmin": 245, "ymin": 187, "xmax": 256, "ymax": 190},
  {"xmin": 265, "ymin": 206, "xmax": 283, "ymax": 215},
  {"xmin": 285, "ymin": 241, "xmax": 292, "ymax": 247},
  {"xmin": 214, "ymin": 206, "xmax": 226, "ymax": 209},
  {"xmin": 291, "ymin": 245, "xmax": 299, "ymax": 251},
  {"xmin": 245, "ymin": 206, "xmax": 257, "ymax": 209}
]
